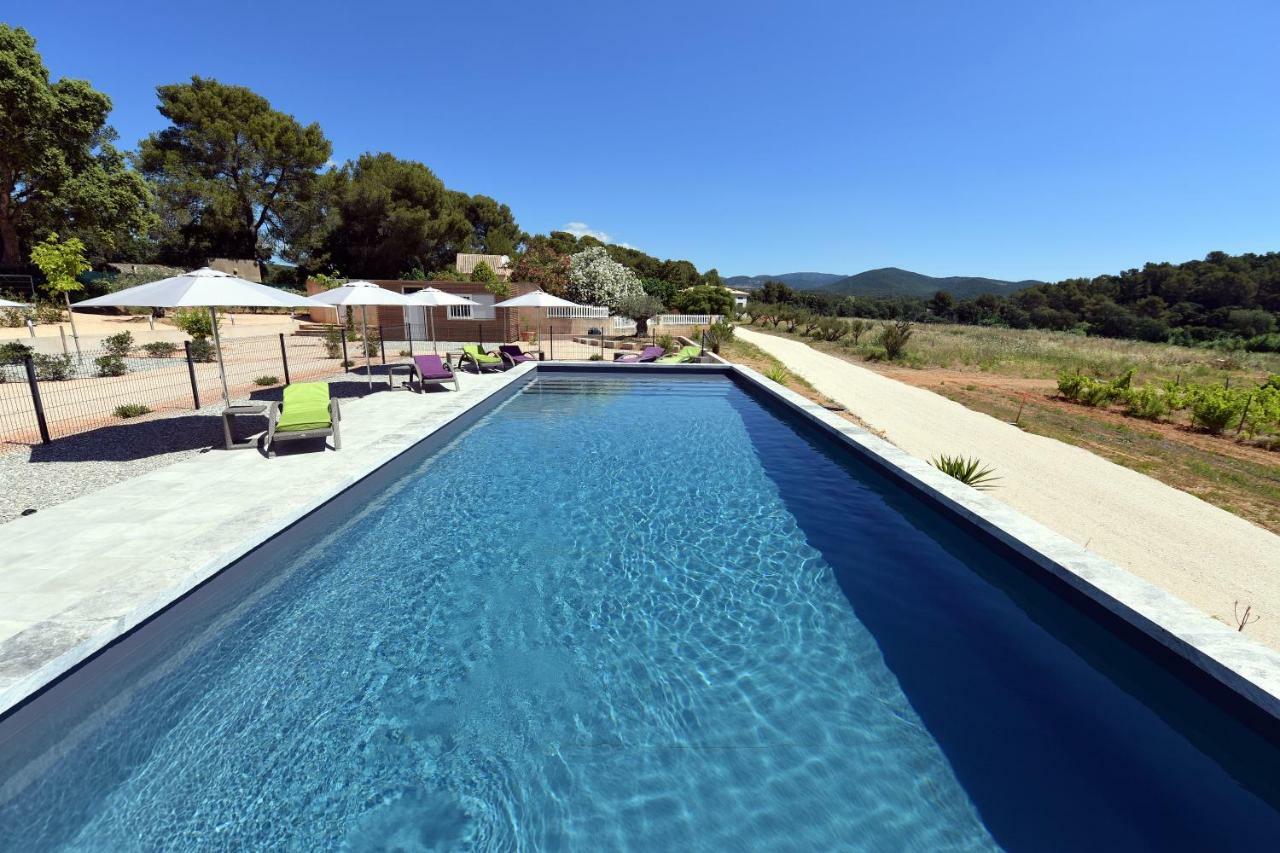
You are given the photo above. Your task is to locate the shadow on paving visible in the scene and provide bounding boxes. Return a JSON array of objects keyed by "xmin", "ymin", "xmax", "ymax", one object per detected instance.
[{"xmin": 28, "ymin": 379, "xmax": 410, "ymax": 463}]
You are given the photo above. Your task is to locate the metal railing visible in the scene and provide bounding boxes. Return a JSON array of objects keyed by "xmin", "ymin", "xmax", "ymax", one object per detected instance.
[
  {"xmin": 653, "ymin": 314, "xmax": 723, "ymax": 326},
  {"xmin": 546, "ymin": 305, "xmax": 609, "ymax": 319}
]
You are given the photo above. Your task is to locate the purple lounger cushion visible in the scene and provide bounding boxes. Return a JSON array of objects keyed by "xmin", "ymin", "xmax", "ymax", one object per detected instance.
[
  {"xmin": 498, "ymin": 345, "xmax": 537, "ymax": 363},
  {"xmin": 413, "ymin": 355, "xmax": 454, "ymax": 379},
  {"xmin": 617, "ymin": 345, "xmax": 666, "ymax": 363}
]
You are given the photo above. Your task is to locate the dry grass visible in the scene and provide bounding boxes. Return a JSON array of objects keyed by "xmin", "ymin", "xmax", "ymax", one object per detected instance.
[{"xmin": 770, "ymin": 320, "xmax": 1280, "ymax": 385}]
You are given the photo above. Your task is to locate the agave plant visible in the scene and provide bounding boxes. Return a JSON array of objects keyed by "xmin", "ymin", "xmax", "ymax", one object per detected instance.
[
  {"xmin": 930, "ymin": 454, "xmax": 1000, "ymax": 490},
  {"xmin": 764, "ymin": 363, "xmax": 790, "ymax": 384}
]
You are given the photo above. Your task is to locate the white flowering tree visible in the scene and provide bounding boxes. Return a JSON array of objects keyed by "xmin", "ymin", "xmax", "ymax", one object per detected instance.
[{"xmin": 567, "ymin": 246, "xmax": 643, "ymax": 311}]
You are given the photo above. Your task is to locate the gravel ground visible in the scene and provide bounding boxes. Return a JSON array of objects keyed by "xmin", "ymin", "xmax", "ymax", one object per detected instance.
[
  {"xmin": 0, "ymin": 369, "xmax": 391, "ymax": 524},
  {"xmin": 1, "ymin": 406, "xmax": 233, "ymax": 523}
]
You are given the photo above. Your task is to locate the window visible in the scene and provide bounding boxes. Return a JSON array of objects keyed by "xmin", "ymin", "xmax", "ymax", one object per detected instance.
[{"xmin": 470, "ymin": 293, "xmax": 496, "ymax": 319}]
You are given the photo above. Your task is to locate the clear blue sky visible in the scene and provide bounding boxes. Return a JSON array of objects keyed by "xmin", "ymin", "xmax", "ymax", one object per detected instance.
[{"xmin": 9, "ymin": 0, "xmax": 1280, "ymax": 281}]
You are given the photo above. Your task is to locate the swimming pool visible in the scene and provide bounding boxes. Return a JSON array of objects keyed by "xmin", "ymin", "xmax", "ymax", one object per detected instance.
[{"xmin": 1, "ymin": 370, "xmax": 1277, "ymax": 850}]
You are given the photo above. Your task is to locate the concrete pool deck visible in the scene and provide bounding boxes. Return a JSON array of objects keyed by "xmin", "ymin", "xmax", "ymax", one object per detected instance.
[
  {"xmin": 737, "ymin": 327, "xmax": 1280, "ymax": 653},
  {"xmin": 0, "ymin": 365, "xmax": 533, "ymax": 713}
]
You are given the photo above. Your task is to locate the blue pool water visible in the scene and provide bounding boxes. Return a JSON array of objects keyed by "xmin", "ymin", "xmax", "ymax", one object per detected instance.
[{"xmin": 1, "ymin": 372, "xmax": 1278, "ymax": 850}]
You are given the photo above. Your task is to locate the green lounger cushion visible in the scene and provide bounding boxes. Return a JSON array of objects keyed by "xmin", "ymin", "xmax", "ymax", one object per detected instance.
[
  {"xmin": 276, "ymin": 382, "xmax": 332, "ymax": 432},
  {"xmin": 463, "ymin": 344, "xmax": 501, "ymax": 363},
  {"xmin": 657, "ymin": 345, "xmax": 701, "ymax": 364}
]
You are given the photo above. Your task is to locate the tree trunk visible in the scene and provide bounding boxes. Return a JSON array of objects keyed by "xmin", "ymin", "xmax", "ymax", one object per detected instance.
[
  {"xmin": 0, "ymin": 207, "xmax": 21, "ymax": 271},
  {"xmin": 64, "ymin": 291, "xmax": 80, "ymax": 349}
]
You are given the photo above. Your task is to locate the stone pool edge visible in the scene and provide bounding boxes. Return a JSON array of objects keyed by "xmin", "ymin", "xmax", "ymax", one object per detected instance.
[{"xmin": 722, "ymin": 360, "xmax": 1280, "ymax": 720}]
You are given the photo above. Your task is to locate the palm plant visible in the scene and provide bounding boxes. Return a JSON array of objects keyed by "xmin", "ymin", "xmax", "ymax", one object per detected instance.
[
  {"xmin": 930, "ymin": 454, "xmax": 1000, "ymax": 490},
  {"xmin": 764, "ymin": 363, "xmax": 790, "ymax": 385}
]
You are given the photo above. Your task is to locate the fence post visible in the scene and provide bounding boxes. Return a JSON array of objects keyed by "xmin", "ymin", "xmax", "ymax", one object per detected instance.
[
  {"xmin": 22, "ymin": 355, "xmax": 51, "ymax": 444},
  {"xmin": 278, "ymin": 332, "xmax": 291, "ymax": 386},
  {"xmin": 379, "ymin": 325, "xmax": 387, "ymax": 364},
  {"xmin": 183, "ymin": 340, "xmax": 201, "ymax": 409},
  {"xmin": 58, "ymin": 325, "xmax": 68, "ymax": 355},
  {"xmin": 341, "ymin": 332, "xmax": 349, "ymax": 367}
]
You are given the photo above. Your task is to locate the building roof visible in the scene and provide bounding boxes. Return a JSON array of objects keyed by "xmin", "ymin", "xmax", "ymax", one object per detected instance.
[{"xmin": 455, "ymin": 253, "xmax": 513, "ymax": 280}]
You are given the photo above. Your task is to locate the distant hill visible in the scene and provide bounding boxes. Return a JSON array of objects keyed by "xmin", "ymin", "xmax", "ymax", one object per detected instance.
[
  {"xmin": 820, "ymin": 267, "xmax": 1042, "ymax": 299},
  {"xmin": 723, "ymin": 272, "xmax": 847, "ymax": 290},
  {"xmin": 726, "ymin": 267, "xmax": 1041, "ymax": 298}
]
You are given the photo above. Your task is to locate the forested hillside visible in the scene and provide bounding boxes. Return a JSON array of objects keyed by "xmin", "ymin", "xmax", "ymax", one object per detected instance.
[
  {"xmin": 820, "ymin": 267, "xmax": 1040, "ymax": 299},
  {"xmin": 750, "ymin": 252, "xmax": 1280, "ymax": 350}
]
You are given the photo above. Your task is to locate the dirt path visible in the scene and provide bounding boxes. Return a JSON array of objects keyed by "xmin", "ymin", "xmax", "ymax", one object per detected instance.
[{"xmin": 737, "ymin": 326, "xmax": 1280, "ymax": 651}]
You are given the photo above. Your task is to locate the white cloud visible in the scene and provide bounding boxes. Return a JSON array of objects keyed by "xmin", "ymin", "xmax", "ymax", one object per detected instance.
[{"xmin": 562, "ymin": 221, "xmax": 616, "ymax": 244}]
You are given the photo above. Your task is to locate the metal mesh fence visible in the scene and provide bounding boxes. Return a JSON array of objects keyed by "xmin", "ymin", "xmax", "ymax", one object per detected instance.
[{"xmin": 0, "ymin": 320, "xmax": 705, "ymax": 448}]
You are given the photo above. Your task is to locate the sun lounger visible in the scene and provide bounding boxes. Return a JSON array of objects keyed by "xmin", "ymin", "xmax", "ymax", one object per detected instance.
[
  {"xmin": 461, "ymin": 344, "xmax": 505, "ymax": 373},
  {"xmin": 409, "ymin": 355, "xmax": 459, "ymax": 391},
  {"xmin": 498, "ymin": 345, "xmax": 540, "ymax": 367},
  {"xmin": 656, "ymin": 344, "xmax": 702, "ymax": 364},
  {"xmin": 614, "ymin": 345, "xmax": 666, "ymax": 363},
  {"xmin": 266, "ymin": 382, "xmax": 340, "ymax": 458}
]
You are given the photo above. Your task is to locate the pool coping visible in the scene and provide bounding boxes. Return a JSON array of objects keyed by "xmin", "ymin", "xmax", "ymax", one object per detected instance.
[
  {"xmin": 705, "ymin": 359, "xmax": 1280, "ymax": 720},
  {"xmin": 0, "ymin": 364, "xmax": 538, "ymax": 719}
]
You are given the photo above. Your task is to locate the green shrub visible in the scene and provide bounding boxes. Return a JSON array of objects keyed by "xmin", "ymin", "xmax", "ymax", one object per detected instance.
[
  {"xmin": 0, "ymin": 341, "xmax": 33, "ymax": 365},
  {"xmin": 657, "ymin": 334, "xmax": 675, "ymax": 353},
  {"xmin": 33, "ymin": 353, "xmax": 73, "ymax": 381},
  {"xmin": 764, "ymin": 363, "xmax": 790, "ymax": 384},
  {"xmin": 399, "ymin": 349, "xmax": 412, "ymax": 357},
  {"xmin": 1079, "ymin": 379, "xmax": 1116, "ymax": 407},
  {"xmin": 323, "ymin": 328, "xmax": 344, "ymax": 358},
  {"xmin": 363, "ymin": 328, "xmax": 381, "ymax": 357},
  {"xmin": 141, "ymin": 341, "xmax": 178, "ymax": 358},
  {"xmin": 253, "ymin": 375, "xmax": 279, "ymax": 386},
  {"xmin": 340, "ymin": 359, "xmax": 355, "ymax": 368},
  {"xmin": 188, "ymin": 335, "xmax": 216, "ymax": 363},
  {"xmin": 931, "ymin": 454, "xmax": 1000, "ymax": 490},
  {"xmin": 1242, "ymin": 387, "xmax": 1280, "ymax": 439},
  {"xmin": 847, "ymin": 319, "xmax": 872, "ymax": 345},
  {"xmin": 704, "ymin": 321, "xmax": 735, "ymax": 354},
  {"xmin": 102, "ymin": 331, "xmax": 134, "ymax": 357},
  {"xmin": 1190, "ymin": 387, "xmax": 1246, "ymax": 434},
  {"xmin": 816, "ymin": 318, "xmax": 848, "ymax": 342},
  {"xmin": 113, "ymin": 403, "xmax": 152, "ymax": 419},
  {"xmin": 172, "ymin": 307, "xmax": 215, "ymax": 337},
  {"xmin": 879, "ymin": 320, "xmax": 914, "ymax": 360},
  {"xmin": 1057, "ymin": 371, "xmax": 1086, "ymax": 401},
  {"xmin": 33, "ymin": 302, "xmax": 65, "ymax": 324},
  {"xmin": 1162, "ymin": 380, "xmax": 1194, "ymax": 410},
  {"xmin": 94, "ymin": 354, "xmax": 127, "ymax": 377},
  {"xmin": 1123, "ymin": 386, "xmax": 1168, "ymax": 420},
  {"xmin": 0, "ymin": 308, "xmax": 29, "ymax": 327}
]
